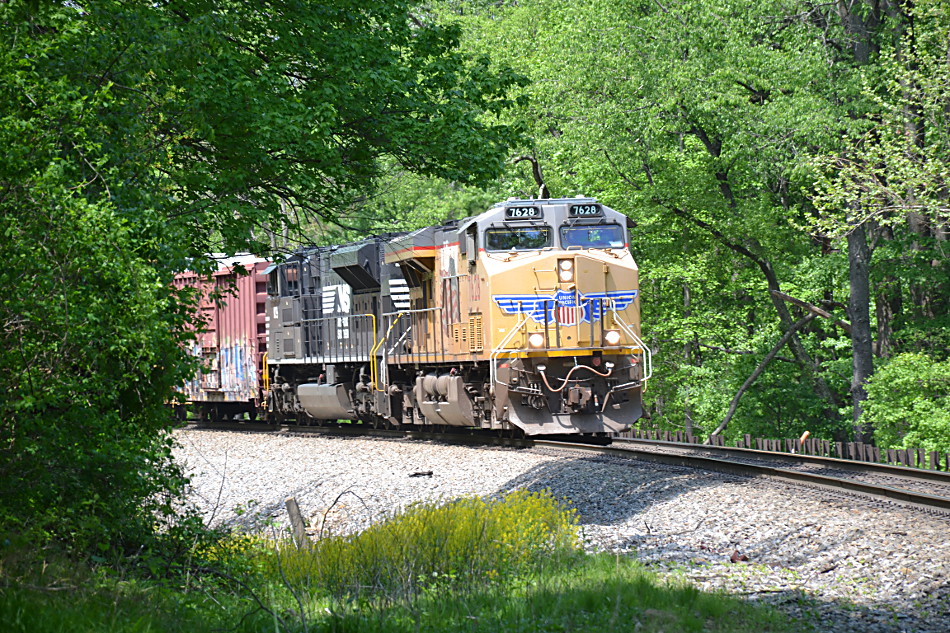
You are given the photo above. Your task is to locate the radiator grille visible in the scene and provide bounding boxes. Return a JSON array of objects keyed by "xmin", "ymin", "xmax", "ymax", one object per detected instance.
[{"xmin": 468, "ymin": 314, "xmax": 483, "ymax": 352}]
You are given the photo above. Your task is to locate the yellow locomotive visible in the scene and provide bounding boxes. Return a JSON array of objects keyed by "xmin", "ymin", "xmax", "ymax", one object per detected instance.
[{"xmin": 266, "ymin": 197, "xmax": 651, "ymax": 435}]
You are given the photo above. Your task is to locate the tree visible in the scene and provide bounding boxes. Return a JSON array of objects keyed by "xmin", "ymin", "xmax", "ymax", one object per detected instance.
[
  {"xmin": 863, "ymin": 353, "xmax": 950, "ymax": 453},
  {"xmin": 0, "ymin": 0, "xmax": 524, "ymax": 554},
  {"xmin": 810, "ymin": 0, "xmax": 950, "ymax": 437}
]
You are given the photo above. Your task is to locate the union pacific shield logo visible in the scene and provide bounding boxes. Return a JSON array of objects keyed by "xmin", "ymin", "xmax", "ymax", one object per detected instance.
[{"xmin": 492, "ymin": 290, "xmax": 638, "ymax": 324}]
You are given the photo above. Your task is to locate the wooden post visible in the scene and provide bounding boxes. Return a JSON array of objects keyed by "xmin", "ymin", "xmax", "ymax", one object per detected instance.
[
  {"xmin": 285, "ymin": 497, "xmax": 309, "ymax": 549},
  {"xmin": 855, "ymin": 442, "xmax": 865, "ymax": 461}
]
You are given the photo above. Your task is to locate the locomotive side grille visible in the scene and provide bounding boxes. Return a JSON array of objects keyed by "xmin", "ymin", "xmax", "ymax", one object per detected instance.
[
  {"xmin": 468, "ymin": 313, "xmax": 483, "ymax": 352},
  {"xmin": 389, "ymin": 278, "xmax": 411, "ymax": 311}
]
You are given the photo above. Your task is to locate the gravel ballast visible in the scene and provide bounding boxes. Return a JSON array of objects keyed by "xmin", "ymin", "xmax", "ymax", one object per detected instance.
[{"xmin": 174, "ymin": 429, "xmax": 950, "ymax": 632}]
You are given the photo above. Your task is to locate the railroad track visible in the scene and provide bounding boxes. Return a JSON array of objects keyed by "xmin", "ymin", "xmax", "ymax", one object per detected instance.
[
  {"xmin": 541, "ymin": 436, "xmax": 950, "ymax": 516},
  {"xmin": 179, "ymin": 422, "xmax": 950, "ymax": 516}
]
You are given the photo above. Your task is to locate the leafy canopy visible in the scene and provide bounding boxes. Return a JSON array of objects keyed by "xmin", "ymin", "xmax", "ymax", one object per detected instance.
[{"xmin": 0, "ymin": 0, "xmax": 525, "ymax": 555}]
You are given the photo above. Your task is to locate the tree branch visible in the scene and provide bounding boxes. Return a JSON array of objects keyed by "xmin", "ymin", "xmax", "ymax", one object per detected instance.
[
  {"xmin": 709, "ymin": 313, "xmax": 819, "ymax": 438},
  {"xmin": 769, "ymin": 289, "xmax": 852, "ymax": 333},
  {"xmin": 512, "ymin": 155, "xmax": 551, "ymax": 198}
]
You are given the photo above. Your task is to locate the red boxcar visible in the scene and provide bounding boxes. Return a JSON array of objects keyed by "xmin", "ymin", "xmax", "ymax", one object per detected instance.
[{"xmin": 173, "ymin": 256, "xmax": 270, "ymax": 420}]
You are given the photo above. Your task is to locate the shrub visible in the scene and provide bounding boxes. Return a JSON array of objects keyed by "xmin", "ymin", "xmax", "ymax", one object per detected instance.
[
  {"xmin": 863, "ymin": 353, "xmax": 950, "ymax": 452},
  {"xmin": 269, "ymin": 489, "xmax": 579, "ymax": 604}
]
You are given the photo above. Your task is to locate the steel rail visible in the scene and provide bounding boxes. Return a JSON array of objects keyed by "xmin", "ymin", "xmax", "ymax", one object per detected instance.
[
  {"xmin": 613, "ymin": 436, "xmax": 950, "ymax": 485},
  {"xmin": 536, "ymin": 439, "xmax": 950, "ymax": 515}
]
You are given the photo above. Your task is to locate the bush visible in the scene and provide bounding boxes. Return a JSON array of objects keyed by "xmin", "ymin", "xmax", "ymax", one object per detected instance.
[
  {"xmin": 270, "ymin": 489, "xmax": 580, "ymax": 604},
  {"xmin": 862, "ymin": 353, "xmax": 950, "ymax": 452},
  {"xmin": 0, "ymin": 184, "xmax": 197, "ymax": 556}
]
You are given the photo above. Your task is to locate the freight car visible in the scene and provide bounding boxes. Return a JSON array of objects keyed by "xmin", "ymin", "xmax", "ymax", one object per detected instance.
[
  {"xmin": 265, "ymin": 197, "xmax": 652, "ymax": 436},
  {"xmin": 173, "ymin": 255, "xmax": 270, "ymax": 422}
]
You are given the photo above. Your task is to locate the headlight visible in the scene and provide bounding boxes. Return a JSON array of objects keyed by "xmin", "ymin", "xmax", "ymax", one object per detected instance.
[
  {"xmin": 604, "ymin": 330, "xmax": 621, "ymax": 345},
  {"xmin": 557, "ymin": 259, "xmax": 574, "ymax": 282},
  {"xmin": 528, "ymin": 332, "xmax": 545, "ymax": 348}
]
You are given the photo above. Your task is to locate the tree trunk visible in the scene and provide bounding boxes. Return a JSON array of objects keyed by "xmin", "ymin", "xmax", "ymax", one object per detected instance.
[{"xmin": 848, "ymin": 222, "xmax": 874, "ymax": 442}]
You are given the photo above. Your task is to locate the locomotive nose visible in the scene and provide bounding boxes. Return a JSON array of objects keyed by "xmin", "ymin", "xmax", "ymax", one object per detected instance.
[{"xmin": 572, "ymin": 255, "xmax": 607, "ymax": 294}]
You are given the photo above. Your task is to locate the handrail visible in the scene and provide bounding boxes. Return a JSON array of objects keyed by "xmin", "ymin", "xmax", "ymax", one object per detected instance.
[
  {"xmin": 373, "ymin": 312, "xmax": 406, "ymax": 391},
  {"xmin": 359, "ymin": 313, "xmax": 378, "ymax": 389},
  {"xmin": 261, "ymin": 351, "xmax": 269, "ymax": 403},
  {"xmin": 298, "ymin": 311, "xmax": 377, "ymax": 371},
  {"xmin": 388, "ymin": 325, "xmax": 412, "ymax": 356},
  {"xmin": 489, "ymin": 312, "xmax": 529, "ymax": 387},
  {"xmin": 383, "ymin": 305, "xmax": 443, "ymax": 365},
  {"xmin": 381, "ymin": 306, "xmax": 442, "ymax": 318},
  {"xmin": 609, "ymin": 302, "xmax": 653, "ymax": 382}
]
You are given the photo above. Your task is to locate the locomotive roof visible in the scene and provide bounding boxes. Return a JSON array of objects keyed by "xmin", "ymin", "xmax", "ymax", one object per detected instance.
[{"xmin": 272, "ymin": 196, "xmax": 621, "ymax": 266}]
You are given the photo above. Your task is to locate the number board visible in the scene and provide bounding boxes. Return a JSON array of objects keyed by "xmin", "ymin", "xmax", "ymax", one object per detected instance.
[
  {"xmin": 505, "ymin": 206, "xmax": 542, "ymax": 220},
  {"xmin": 569, "ymin": 203, "xmax": 603, "ymax": 217}
]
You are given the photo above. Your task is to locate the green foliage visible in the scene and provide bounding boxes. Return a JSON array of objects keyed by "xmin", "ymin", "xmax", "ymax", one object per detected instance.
[
  {"xmin": 0, "ymin": 541, "xmax": 803, "ymax": 633},
  {"xmin": 307, "ymin": 160, "xmax": 511, "ymax": 245},
  {"xmin": 272, "ymin": 489, "xmax": 579, "ymax": 604},
  {"xmin": 864, "ymin": 353, "xmax": 950, "ymax": 453},
  {"xmin": 308, "ymin": 553, "xmax": 802, "ymax": 632},
  {"xmin": 0, "ymin": 166, "xmax": 194, "ymax": 553},
  {"xmin": 0, "ymin": 563, "xmax": 275, "ymax": 633},
  {"xmin": 0, "ymin": 0, "xmax": 525, "ymax": 559},
  {"xmin": 811, "ymin": 0, "xmax": 950, "ymax": 235}
]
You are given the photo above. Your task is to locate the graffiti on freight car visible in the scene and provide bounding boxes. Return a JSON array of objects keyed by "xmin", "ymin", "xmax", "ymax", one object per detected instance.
[
  {"xmin": 182, "ymin": 339, "xmax": 259, "ymax": 402},
  {"xmin": 218, "ymin": 339, "xmax": 259, "ymax": 401}
]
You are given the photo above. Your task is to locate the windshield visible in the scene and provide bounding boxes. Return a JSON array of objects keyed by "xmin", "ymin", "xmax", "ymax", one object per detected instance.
[
  {"xmin": 485, "ymin": 226, "xmax": 552, "ymax": 251},
  {"xmin": 560, "ymin": 224, "xmax": 626, "ymax": 249}
]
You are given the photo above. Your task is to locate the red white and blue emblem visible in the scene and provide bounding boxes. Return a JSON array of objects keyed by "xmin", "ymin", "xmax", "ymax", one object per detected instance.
[{"xmin": 492, "ymin": 290, "xmax": 638, "ymax": 324}]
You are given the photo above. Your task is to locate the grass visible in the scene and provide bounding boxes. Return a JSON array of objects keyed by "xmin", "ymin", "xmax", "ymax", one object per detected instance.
[
  {"xmin": 312, "ymin": 553, "xmax": 800, "ymax": 633},
  {"xmin": 1, "ymin": 490, "xmax": 806, "ymax": 633}
]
